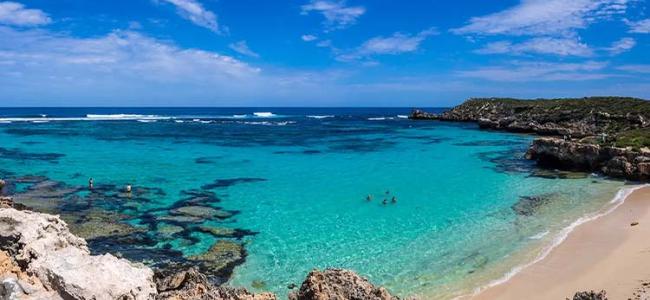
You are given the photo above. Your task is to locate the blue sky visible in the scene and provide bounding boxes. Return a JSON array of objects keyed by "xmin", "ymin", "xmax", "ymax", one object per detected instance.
[{"xmin": 1, "ymin": 0, "xmax": 649, "ymax": 106}]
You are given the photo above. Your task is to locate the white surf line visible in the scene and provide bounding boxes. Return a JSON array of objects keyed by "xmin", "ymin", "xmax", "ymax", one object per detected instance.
[{"xmin": 455, "ymin": 184, "xmax": 649, "ymax": 299}]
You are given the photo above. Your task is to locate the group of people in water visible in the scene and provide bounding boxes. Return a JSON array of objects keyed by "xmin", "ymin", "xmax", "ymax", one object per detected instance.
[{"xmin": 366, "ymin": 190, "xmax": 397, "ymax": 205}]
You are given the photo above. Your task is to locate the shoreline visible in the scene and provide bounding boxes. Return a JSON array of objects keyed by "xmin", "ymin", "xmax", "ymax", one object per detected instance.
[{"xmin": 470, "ymin": 184, "xmax": 650, "ymax": 300}]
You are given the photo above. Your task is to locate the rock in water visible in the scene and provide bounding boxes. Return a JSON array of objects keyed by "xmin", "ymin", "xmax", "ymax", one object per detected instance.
[
  {"xmin": 289, "ymin": 269, "xmax": 400, "ymax": 300},
  {"xmin": 0, "ymin": 208, "xmax": 157, "ymax": 300}
]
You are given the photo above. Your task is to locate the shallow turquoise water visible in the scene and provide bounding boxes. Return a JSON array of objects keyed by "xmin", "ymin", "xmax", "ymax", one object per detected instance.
[{"xmin": 0, "ymin": 108, "xmax": 624, "ymax": 298}]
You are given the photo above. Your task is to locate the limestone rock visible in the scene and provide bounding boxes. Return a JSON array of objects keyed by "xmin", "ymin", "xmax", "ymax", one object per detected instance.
[
  {"xmin": 289, "ymin": 269, "xmax": 399, "ymax": 300},
  {"xmin": 0, "ymin": 208, "xmax": 157, "ymax": 300}
]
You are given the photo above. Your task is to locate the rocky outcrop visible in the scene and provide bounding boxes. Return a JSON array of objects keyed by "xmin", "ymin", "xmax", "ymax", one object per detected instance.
[
  {"xmin": 289, "ymin": 269, "xmax": 400, "ymax": 300},
  {"xmin": 526, "ymin": 138, "xmax": 650, "ymax": 180},
  {"xmin": 155, "ymin": 268, "xmax": 276, "ymax": 300},
  {"xmin": 411, "ymin": 97, "xmax": 649, "ymax": 138},
  {"xmin": 0, "ymin": 207, "xmax": 157, "ymax": 299},
  {"xmin": 411, "ymin": 97, "xmax": 650, "ymax": 180}
]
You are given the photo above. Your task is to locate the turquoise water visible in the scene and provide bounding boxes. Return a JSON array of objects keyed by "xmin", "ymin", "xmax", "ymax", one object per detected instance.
[{"xmin": 0, "ymin": 108, "xmax": 624, "ymax": 298}]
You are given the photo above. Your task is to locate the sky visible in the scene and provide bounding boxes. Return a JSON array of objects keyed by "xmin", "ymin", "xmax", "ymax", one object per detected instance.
[{"xmin": 0, "ymin": 0, "xmax": 649, "ymax": 107}]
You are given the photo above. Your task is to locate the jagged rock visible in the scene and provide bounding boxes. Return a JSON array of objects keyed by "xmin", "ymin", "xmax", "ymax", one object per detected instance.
[
  {"xmin": 526, "ymin": 138, "xmax": 650, "ymax": 180},
  {"xmin": 155, "ymin": 268, "xmax": 276, "ymax": 300},
  {"xmin": 0, "ymin": 208, "xmax": 157, "ymax": 300},
  {"xmin": 0, "ymin": 196, "xmax": 13, "ymax": 208},
  {"xmin": 568, "ymin": 290, "xmax": 607, "ymax": 300},
  {"xmin": 288, "ymin": 269, "xmax": 399, "ymax": 300}
]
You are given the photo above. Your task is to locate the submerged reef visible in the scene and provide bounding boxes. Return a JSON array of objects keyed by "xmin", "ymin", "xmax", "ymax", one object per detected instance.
[
  {"xmin": 0, "ymin": 172, "xmax": 260, "ymax": 285},
  {"xmin": 411, "ymin": 97, "xmax": 650, "ymax": 180}
]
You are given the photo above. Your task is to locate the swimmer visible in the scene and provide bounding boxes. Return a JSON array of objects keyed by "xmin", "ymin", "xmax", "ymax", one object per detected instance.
[
  {"xmin": 385, "ymin": 190, "xmax": 390, "ymax": 195},
  {"xmin": 366, "ymin": 194, "xmax": 372, "ymax": 201},
  {"xmin": 126, "ymin": 184, "xmax": 132, "ymax": 193},
  {"xmin": 88, "ymin": 178, "xmax": 94, "ymax": 190},
  {"xmin": 0, "ymin": 179, "xmax": 5, "ymax": 193},
  {"xmin": 382, "ymin": 199, "xmax": 388, "ymax": 205},
  {"xmin": 391, "ymin": 196, "xmax": 397, "ymax": 204}
]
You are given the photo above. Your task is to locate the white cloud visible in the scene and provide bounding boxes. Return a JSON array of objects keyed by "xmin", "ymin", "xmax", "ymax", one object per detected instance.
[
  {"xmin": 606, "ymin": 37, "xmax": 635, "ymax": 54},
  {"xmin": 626, "ymin": 18, "xmax": 650, "ymax": 33},
  {"xmin": 476, "ymin": 37, "xmax": 593, "ymax": 56},
  {"xmin": 301, "ymin": 0, "xmax": 365, "ymax": 31},
  {"xmin": 301, "ymin": 34, "xmax": 318, "ymax": 41},
  {"xmin": 0, "ymin": 26, "xmax": 259, "ymax": 84},
  {"xmin": 452, "ymin": 0, "xmax": 629, "ymax": 36},
  {"xmin": 0, "ymin": 1, "xmax": 50, "ymax": 26},
  {"xmin": 617, "ymin": 64, "xmax": 650, "ymax": 73},
  {"xmin": 228, "ymin": 40, "xmax": 259, "ymax": 58},
  {"xmin": 337, "ymin": 28, "xmax": 438, "ymax": 62},
  {"xmin": 160, "ymin": 0, "xmax": 221, "ymax": 33},
  {"xmin": 457, "ymin": 61, "xmax": 610, "ymax": 82}
]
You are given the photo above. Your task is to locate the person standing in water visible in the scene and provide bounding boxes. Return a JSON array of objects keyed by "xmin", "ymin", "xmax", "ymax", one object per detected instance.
[
  {"xmin": 391, "ymin": 196, "xmax": 397, "ymax": 204},
  {"xmin": 126, "ymin": 184, "xmax": 132, "ymax": 197},
  {"xmin": 366, "ymin": 194, "xmax": 372, "ymax": 201},
  {"xmin": 0, "ymin": 179, "xmax": 5, "ymax": 194},
  {"xmin": 88, "ymin": 178, "xmax": 94, "ymax": 190},
  {"xmin": 382, "ymin": 198, "xmax": 388, "ymax": 205}
]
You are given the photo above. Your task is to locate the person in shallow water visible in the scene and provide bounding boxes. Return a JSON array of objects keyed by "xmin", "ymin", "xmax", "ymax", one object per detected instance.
[
  {"xmin": 126, "ymin": 184, "xmax": 132, "ymax": 197},
  {"xmin": 391, "ymin": 196, "xmax": 397, "ymax": 204},
  {"xmin": 366, "ymin": 194, "xmax": 372, "ymax": 201},
  {"xmin": 88, "ymin": 178, "xmax": 94, "ymax": 190},
  {"xmin": 0, "ymin": 179, "xmax": 5, "ymax": 194},
  {"xmin": 382, "ymin": 198, "xmax": 388, "ymax": 205}
]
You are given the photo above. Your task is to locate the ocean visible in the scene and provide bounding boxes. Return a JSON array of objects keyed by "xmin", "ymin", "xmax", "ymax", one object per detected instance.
[{"xmin": 0, "ymin": 107, "xmax": 625, "ymax": 298}]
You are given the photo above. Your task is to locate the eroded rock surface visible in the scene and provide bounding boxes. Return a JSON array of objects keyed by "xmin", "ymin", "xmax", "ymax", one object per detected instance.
[
  {"xmin": 289, "ymin": 269, "xmax": 400, "ymax": 300},
  {"xmin": 0, "ymin": 208, "xmax": 157, "ymax": 300},
  {"xmin": 155, "ymin": 268, "xmax": 276, "ymax": 300},
  {"xmin": 526, "ymin": 138, "xmax": 650, "ymax": 180}
]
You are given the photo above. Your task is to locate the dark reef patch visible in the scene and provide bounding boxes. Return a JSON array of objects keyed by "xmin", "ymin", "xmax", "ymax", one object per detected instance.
[
  {"xmin": 194, "ymin": 156, "xmax": 223, "ymax": 164},
  {"xmin": 201, "ymin": 178, "xmax": 267, "ymax": 190},
  {"xmin": 273, "ymin": 150, "xmax": 322, "ymax": 155},
  {"xmin": 511, "ymin": 194, "xmax": 557, "ymax": 216},
  {"xmin": 476, "ymin": 149, "xmax": 535, "ymax": 174},
  {"xmin": 0, "ymin": 147, "xmax": 65, "ymax": 163}
]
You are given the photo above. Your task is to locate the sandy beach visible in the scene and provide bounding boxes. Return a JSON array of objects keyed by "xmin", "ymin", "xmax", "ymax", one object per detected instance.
[{"xmin": 474, "ymin": 185, "xmax": 650, "ymax": 300}]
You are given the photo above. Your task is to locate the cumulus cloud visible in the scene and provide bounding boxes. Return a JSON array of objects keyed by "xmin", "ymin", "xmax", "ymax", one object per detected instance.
[
  {"xmin": 626, "ymin": 18, "xmax": 650, "ymax": 33},
  {"xmin": 605, "ymin": 37, "xmax": 635, "ymax": 54},
  {"xmin": 0, "ymin": 26, "xmax": 260, "ymax": 87},
  {"xmin": 301, "ymin": 0, "xmax": 365, "ymax": 31},
  {"xmin": 337, "ymin": 28, "xmax": 438, "ymax": 62},
  {"xmin": 0, "ymin": 1, "xmax": 50, "ymax": 26},
  {"xmin": 452, "ymin": 0, "xmax": 629, "ymax": 36},
  {"xmin": 228, "ymin": 40, "xmax": 259, "ymax": 58},
  {"xmin": 476, "ymin": 37, "xmax": 593, "ymax": 56},
  {"xmin": 457, "ymin": 61, "xmax": 610, "ymax": 82},
  {"xmin": 159, "ymin": 0, "xmax": 221, "ymax": 33},
  {"xmin": 301, "ymin": 34, "xmax": 318, "ymax": 41}
]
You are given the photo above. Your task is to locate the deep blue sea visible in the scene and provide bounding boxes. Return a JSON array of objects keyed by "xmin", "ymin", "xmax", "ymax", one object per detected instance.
[{"xmin": 0, "ymin": 107, "xmax": 625, "ymax": 298}]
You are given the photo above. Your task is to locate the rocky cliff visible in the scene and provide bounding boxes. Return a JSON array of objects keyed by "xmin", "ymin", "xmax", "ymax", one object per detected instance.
[
  {"xmin": 411, "ymin": 97, "xmax": 650, "ymax": 180},
  {"xmin": 0, "ymin": 204, "xmax": 401, "ymax": 300}
]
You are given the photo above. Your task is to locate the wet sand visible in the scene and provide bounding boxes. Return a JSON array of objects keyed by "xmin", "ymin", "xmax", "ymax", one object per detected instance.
[{"xmin": 474, "ymin": 185, "xmax": 650, "ymax": 300}]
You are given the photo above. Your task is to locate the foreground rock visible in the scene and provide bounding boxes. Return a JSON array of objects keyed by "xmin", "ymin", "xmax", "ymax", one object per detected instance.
[
  {"xmin": 569, "ymin": 290, "xmax": 608, "ymax": 300},
  {"xmin": 155, "ymin": 268, "xmax": 276, "ymax": 300},
  {"xmin": 0, "ymin": 207, "xmax": 157, "ymax": 299},
  {"xmin": 289, "ymin": 269, "xmax": 400, "ymax": 300}
]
